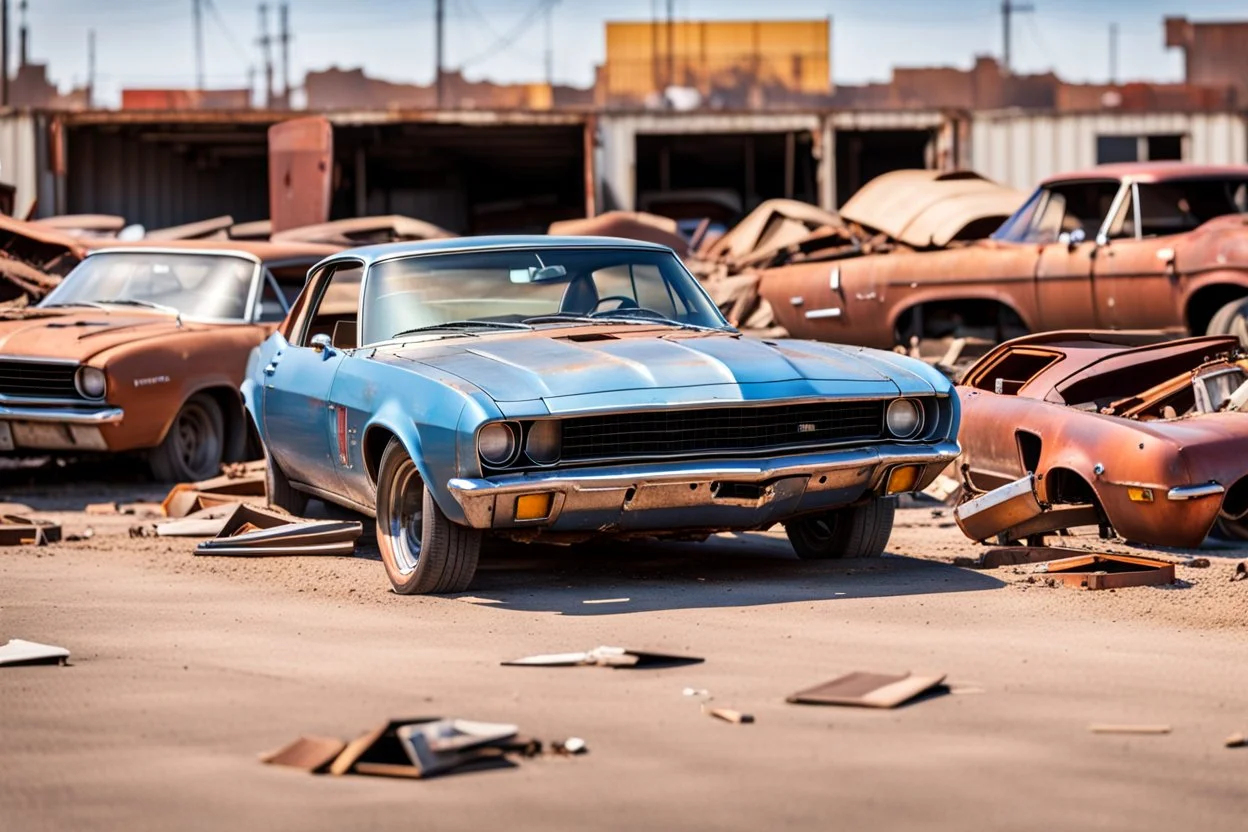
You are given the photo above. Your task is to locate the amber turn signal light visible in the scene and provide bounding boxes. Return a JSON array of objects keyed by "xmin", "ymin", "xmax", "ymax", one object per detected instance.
[
  {"xmin": 885, "ymin": 465, "xmax": 920, "ymax": 495},
  {"xmin": 515, "ymin": 492, "xmax": 554, "ymax": 521},
  {"xmin": 1127, "ymin": 487, "xmax": 1155, "ymax": 503}
]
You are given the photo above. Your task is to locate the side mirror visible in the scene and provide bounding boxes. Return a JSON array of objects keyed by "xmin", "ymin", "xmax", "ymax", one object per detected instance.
[{"xmin": 310, "ymin": 333, "xmax": 333, "ymax": 354}]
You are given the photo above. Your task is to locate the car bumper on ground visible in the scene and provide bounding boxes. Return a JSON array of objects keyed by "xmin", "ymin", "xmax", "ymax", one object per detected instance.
[
  {"xmin": 447, "ymin": 441, "xmax": 960, "ymax": 534},
  {"xmin": 0, "ymin": 406, "xmax": 123, "ymax": 452}
]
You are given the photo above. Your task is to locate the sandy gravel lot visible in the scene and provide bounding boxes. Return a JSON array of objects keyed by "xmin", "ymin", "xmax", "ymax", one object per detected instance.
[{"xmin": 3, "ymin": 468, "xmax": 1248, "ymax": 831}]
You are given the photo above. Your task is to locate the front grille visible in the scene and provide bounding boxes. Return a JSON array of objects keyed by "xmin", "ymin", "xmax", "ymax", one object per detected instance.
[
  {"xmin": 0, "ymin": 360, "xmax": 80, "ymax": 399},
  {"xmin": 559, "ymin": 400, "xmax": 886, "ymax": 462}
]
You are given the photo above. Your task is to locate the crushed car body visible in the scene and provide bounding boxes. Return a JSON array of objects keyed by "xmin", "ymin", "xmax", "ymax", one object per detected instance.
[
  {"xmin": 245, "ymin": 235, "xmax": 961, "ymax": 594},
  {"xmin": 758, "ymin": 163, "xmax": 1248, "ymax": 349},
  {"xmin": 0, "ymin": 239, "xmax": 336, "ymax": 481},
  {"xmin": 954, "ymin": 331, "xmax": 1248, "ymax": 548}
]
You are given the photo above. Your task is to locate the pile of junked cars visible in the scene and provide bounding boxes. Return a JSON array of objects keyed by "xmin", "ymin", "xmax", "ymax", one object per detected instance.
[{"xmin": 4, "ymin": 160, "xmax": 1248, "ymax": 594}]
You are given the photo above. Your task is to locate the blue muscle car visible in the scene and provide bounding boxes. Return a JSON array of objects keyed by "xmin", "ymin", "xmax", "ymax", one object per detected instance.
[{"xmin": 244, "ymin": 236, "xmax": 960, "ymax": 594}]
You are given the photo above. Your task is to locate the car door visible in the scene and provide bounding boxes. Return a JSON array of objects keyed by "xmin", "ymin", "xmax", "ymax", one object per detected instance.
[
  {"xmin": 1032, "ymin": 180, "xmax": 1121, "ymax": 330},
  {"xmin": 261, "ymin": 259, "xmax": 363, "ymax": 490},
  {"xmin": 1093, "ymin": 182, "xmax": 1188, "ymax": 331}
]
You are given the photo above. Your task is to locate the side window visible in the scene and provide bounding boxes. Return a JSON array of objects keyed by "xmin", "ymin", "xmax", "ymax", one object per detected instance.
[
  {"xmin": 296, "ymin": 262, "xmax": 364, "ymax": 349},
  {"xmin": 256, "ymin": 270, "xmax": 289, "ymax": 323},
  {"xmin": 1034, "ymin": 181, "xmax": 1121, "ymax": 242},
  {"xmin": 1104, "ymin": 188, "xmax": 1136, "ymax": 240}
]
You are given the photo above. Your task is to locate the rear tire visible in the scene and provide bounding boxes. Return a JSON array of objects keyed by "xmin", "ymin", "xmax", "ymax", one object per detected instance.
[
  {"xmin": 265, "ymin": 446, "xmax": 309, "ymax": 516},
  {"xmin": 375, "ymin": 439, "xmax": 481, "ymax": 594},
  {"xmin": 784, "ymin": 498, "xmax": 896, "ymax": 560},
  {"xmin": 1206, "ymin": 297, "xmax": 1248, "ymax": 347},
  {"xmin": 148, "ymin": 393, "xmax": 225, "ymax": 483}
]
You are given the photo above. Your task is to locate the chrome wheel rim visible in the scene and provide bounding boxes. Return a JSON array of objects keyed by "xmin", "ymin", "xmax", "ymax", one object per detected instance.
[
  {"xmin": 385, "ymin": 458, "xmax": 423, "ymax": 575},
  {"xmin": 175, "ymin": 402, "xmax": 219, "ymax": 479}
]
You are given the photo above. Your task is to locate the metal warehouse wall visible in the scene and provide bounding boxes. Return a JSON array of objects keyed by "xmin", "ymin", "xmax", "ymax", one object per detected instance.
[
  {"xmin": 0, "ymin": 112, "xmax": 42, "ymax": 217},
  {"xmin": 969, "ymin": 111, "xmax": 1248, "ymax": 189},
  {"xmin": 64, "ymin": 124, "xmax": 270, "ymax": 229}
]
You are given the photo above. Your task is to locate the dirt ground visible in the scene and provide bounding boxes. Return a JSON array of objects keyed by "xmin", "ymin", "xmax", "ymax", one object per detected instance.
[{"xmin": 3, "ymin": 469, "xmax": 1248, "ymax": 831}]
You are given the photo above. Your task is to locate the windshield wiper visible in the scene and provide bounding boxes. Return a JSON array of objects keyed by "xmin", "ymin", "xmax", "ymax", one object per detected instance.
[
  {"xmin": 95, "ymin": 298, "xmax": 181, "ymax": 316},
  {"xmin": 391, "ymin": 320, "xmax": 533, "ymax": 338},
  {"xmin": 41, "ymin": 301, "xmax": 109, "ymax": 310}
]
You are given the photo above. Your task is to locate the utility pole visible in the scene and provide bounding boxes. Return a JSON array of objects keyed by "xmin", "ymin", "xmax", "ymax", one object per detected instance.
[
  {"xmin": 17, "ymin": 0, "xmax": 25, "ymax": 68},
  {"xmin": 434, "ymin": 0, "xmax": 445, "ymax": 109},
  {"xmin": 1, "ymin": 0, "xmax": 8, "ymax": 106},
  {"xmin": 544, "ymin": 0, "xmax": 557, "ymax": 88},
  {"xmin": 258, "ymin": 4, "xmax": 273, "ymax": 108},
  {"xmin": 1109, "ymin": 23, "xmax": 1118, "ymax": 84},
  {"xmin": 192, "ymin": 0, "xmax": 204, "ymax": 90},
  {"xmin": 665, "ymin": 0, "xmax": 674, "ymax": 101},
  {"xmin": 1000, "ymin": 0, "xmax": 1034, "ymax": 75},
  {"xmin": 278, "ymin": 3, "xmax": 290, "ymax": 108},
  {"xmin": 87, "ymin": 29, "xmax": 95, "ymax": 108}
]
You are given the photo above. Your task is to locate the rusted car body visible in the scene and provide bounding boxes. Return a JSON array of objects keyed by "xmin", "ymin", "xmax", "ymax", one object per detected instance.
[
  {"xmin": 761, "ymin": 163, "xmax": 1248, "ymax": 349},
  {"xmin": 0, "ymin": 214, "xmax": 85, "ymax": 303},
  {"xmin": 0, "ymin": 239, "xmax": 336, "ymax": 481},
  {"xmin": 954, "ymin": 331, "xmax": 1248, "ymax": 548}
]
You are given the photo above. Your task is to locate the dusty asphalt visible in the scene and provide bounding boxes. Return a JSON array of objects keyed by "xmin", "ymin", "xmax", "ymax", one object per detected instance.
[{"xmin": 2, "ymin": 468, "xmax": 1248, "ymax": 831}]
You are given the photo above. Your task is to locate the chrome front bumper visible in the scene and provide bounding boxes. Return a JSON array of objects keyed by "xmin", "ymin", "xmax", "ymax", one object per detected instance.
[
  {"xmin": 0, "ymin": 406, "xmax": 123, "ymax": 452},
  {"xmin": 0, "ymin": 405, "xmax": 124, "ymax": 424},
  {"xmin": 447, "ymin": 441, "xmax": 960, "ymax": 533}
]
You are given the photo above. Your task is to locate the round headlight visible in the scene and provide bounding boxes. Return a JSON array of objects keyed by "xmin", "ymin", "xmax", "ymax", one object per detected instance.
[
  {"xmin": 886, "ymin": 398, "xmax": 923, "ymax": 438},
  {"xmin": 525, "ymin": 420, "xmax": 561, "ymax": 465},
  {"xmin": 75, "ymin": 366, "xmax": 107, "ymax": 400},
  {"xmin": 478, "ymin": 422, "xmax": 520, "ymax": 467}
]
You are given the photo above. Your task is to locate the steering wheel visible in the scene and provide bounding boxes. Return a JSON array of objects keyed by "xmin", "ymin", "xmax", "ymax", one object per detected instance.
[{"xmin": 591, "ymin": 295, "xmax": 639, "ymax": 313}]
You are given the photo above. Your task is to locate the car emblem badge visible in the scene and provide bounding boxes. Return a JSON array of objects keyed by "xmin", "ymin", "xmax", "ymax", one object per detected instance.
[{"xmin": 797, "ymin": 423, "xmax": 817, "ymax": 433}]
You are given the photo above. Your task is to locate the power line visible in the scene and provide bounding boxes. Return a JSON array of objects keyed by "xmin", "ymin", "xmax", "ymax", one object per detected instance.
[
  {"xmin": 1001, "ymin": 0, "xmax": 1034, "ymax": 75},
  {"xmin": 204, "ymin": 0, "xmax": 250, "ymax": 66},
  {"xmin": 458, "ymin": 0, "xmax": 556, "ymax": 70},
  {"xmin": 192, "ymin": 0, "xmax": 204, "ymax": 89}
]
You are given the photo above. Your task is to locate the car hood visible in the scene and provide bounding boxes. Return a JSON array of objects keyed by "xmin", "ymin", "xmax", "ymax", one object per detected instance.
[
  {"xmin": 387, "ymin": 329, "xmax": 942, "ymax": 403},
  {"xmin": 0, "ymin": 309, "xmax": 196, "ymax": 362}
]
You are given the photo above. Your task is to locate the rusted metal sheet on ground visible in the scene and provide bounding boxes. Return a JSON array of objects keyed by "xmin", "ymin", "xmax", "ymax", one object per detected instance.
[
  {"xmin": 955, "ymin": 331, "xmax": 1248, "ymax": 548},
  {"xmin": 269, "ymin": 116, "xmax": 333, "ymax": 234},
  {"xmin": 1038, "ymin": 553, "xmax": 1176, "ymax": 590},
  {"xmin": 0, "ymin": 515, "xmax": 62, "ymax": 546}
]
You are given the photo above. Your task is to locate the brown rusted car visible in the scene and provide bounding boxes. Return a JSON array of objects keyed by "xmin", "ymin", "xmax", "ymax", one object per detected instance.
[
  {"xmin": 0, "ymin": 239, "xmax": 336, "ymax": 481},
  {"xmin": 761, "ymin": 163, "xmax": 1248, "ymax": 349},
  {"xmin": 953, "ymin": 331, "xmax": 1248, "ymax": 548}
]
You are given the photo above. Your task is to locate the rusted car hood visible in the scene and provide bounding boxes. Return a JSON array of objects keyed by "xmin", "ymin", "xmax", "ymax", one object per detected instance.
[
  {"xmin": 0, "ymin": 309, "xmax": 201, "ymax": 361},
  {"xmin": 389, "ymin": 330, "xmax": 940, "ymax": 403}
]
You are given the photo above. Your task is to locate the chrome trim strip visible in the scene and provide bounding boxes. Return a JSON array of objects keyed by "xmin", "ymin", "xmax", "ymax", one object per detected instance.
[
  {"xmin": 1166, "ymin": 483, "xmax": 1225, "ymax": 501},
  {"xmin": 804, "ymin": 308, "xmax": 842, "ymax": 319},
  {"xmin": 0, "ymin": 355, "xmax": 79, "ymax": 366},
  {"xmin": 0, "ymin": 406, "xmax": 123, "ymax": 424}
]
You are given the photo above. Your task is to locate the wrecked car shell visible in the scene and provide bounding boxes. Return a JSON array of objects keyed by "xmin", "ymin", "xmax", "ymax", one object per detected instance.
[
  {"xmin": 761, "ymin": 163, "xmax": 1248, "ymax": 349},
  {"xmin": 955, "ymin": 331, "xmax": 1248, "ymax": 548}
]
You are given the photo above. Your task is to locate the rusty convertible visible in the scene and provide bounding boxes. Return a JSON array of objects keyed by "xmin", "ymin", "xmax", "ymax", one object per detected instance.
[
  {"xmin": 954, "ymin": 331, "xmax": 1248, "ymax": 548},
  {"xmin": 245, "ymin": 236, "xmax": 960, "ymax": 594},
  {"xmin": 760, "ymin": 163, "xmax": 1248, "ymax": 349}
]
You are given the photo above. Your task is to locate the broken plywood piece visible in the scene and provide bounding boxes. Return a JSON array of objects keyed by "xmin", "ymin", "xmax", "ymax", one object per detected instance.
[
  {"xmin": 1038, "ymin": 553, "xmax": 1175, "ymax": 590},
  {"xmin": 326, "ymin": 718, "xmax": 531, "ymax": 779},
  {"xmin": 0, "ymin": 638, "xmax": 70, "ymax": 666},
  {"xmin": 1088, "ymin": 724, "xmax": 1171, "ymax": 735},
  {"xmin": 703, "ymin": 706, "xmax": 754, "ymax": 724},
  {"xmin": 787, "ymin": 671, "xmax": 947, "ymax": 708},
  {"xmin": 161, "ymin": 462, "xmax": 267, "ymax": 518},
  {"xmin": 155, "ymin": 505, "xmax": 246, "ymax": 538},
  {"xmin": 260, "ymin": 736, "xmax": 348, "ymax": 773},
  {"xmin": 194, "ymin": 503, "xmax": 361, "ymax": 556},
  {"xmin": 0, "ymin": 515, "xmax": 62, "ymax": 546},
  {"xmin": 502, "ymin": 646, "xmax": 704, "ymax": 669}
]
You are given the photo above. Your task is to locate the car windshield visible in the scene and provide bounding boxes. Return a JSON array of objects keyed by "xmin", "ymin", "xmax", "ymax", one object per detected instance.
[
  {"xmin": 39, "ymin": 251, "xmax": 257, "ymax": 321},
  {"xmin": 360, "ymin": 246, "xmax": 730, "ymax": 345}
]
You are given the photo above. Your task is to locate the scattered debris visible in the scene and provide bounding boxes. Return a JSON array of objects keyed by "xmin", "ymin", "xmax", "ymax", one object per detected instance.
[
  {"xmin": 921, "ymin": 473, "xmax": 961, "ymax": 504},
  {"xmin": 551, "ymin": 737, "xmax": 588, "ymax": 755},
  {"xmin": 260, "ymin": 736, "xmax": 347, "ymax": 773},
  {"xmin": 682, "ymin": 687, "xmax": 710, "ymax": 698},
  {"xmin": 502, "ymin": 646, "xmax": 704, "ymax": 669},
  {"xmin": 84, "ymin": 502, "xmax": 118, "ymax": 515},
  {"xmin": 64, "ymin": 528, "xmax": 93, "ymax": 542},
  {"xmin": 787, "ymin": 671, "xmax": 947, "ymax": 709},
  {"xmin": 154, "ymin": 505, "xmax": 247, "ymax": 538},
  {"xmin": 161, "ymin": 461, "xmax": 267, "ymax": 518},
  {"xmin": 1038, "ymin": 554, "xmax": 1176, "ymax": 590},
  {"xmin": 0, "ymin": 515, "xmax": 62, "ymax": 546},
  {"xmin": 0, "ymin": 638, "xmax": 70, "ymax": 666},
  {"xmin": 582, "ymin": 598, "xmax": 630, "ymax": 605},
  {"xmin": 1225, "ymin": 733, "xmax": 1246, "ymax": 748},
  {"xmin": 972, "ymin": 546, "xmax": 1096, "ymax": 569},
  {"xmin": 194, "ymin": 504, "xmax": 362, "ymax": 556},
  {"xmin": 1185, "ymin": 557, "xmax": 1212, "ymax": 568},
  {"xmin": 1088, "ymin": 724, "xmax": 1172, "ymax": 735},
  {"xmin": 703, "ymin": 706, "xmax": 754, "ymax": 724},
  {"xmin": 1235, "ymin": 561, "xmax": 1248, "ymax": 581}
]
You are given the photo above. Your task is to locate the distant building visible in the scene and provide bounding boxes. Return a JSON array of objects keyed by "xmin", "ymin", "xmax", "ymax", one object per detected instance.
[
  {"xmin": 121, "ymin": 89, "xmax": 253, "ymax": 111},
  {"xmin": 1166, "ymin": 17, "xmax": 1248, "ymax": 106},
  {"xmin": 303, "ymin": 67, "xmax": 593, "ymax": 111},
  {"xmin": 9, "ymin": 63, "xmax": 87, "ymax": 110}
]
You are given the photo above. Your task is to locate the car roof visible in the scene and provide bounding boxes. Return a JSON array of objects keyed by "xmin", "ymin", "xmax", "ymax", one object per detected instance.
[
  {"xmin": 81, "ymin": 237, "xmax": 341, "ymax": 263},
  {"xmin": 322, "ymin": 234, "xmax": 675, "ymax": 268},
  {"xmin": 1041, "ymin": 162, "xmax": 1248, "ymax": 186}
]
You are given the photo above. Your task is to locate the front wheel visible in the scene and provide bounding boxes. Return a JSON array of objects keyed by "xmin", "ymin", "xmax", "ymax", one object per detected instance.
[
  {"xmin": 148, "ymin": 393, "xmax": 225, "ymax": 482},
  {"xmin": 784, "ymin": 498, "xmax": 896, "ymax": 560},
  {"xmin": 1206, "ymin": 296, "xmax": 1248, "ymax": 347},
  {"xmin": 375, "ymin": 439, "xmax": 481, "ymax": 594}
]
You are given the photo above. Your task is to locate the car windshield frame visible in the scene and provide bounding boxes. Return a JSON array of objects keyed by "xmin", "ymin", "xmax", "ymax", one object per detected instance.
[
  {"xmin": 357, "ymin": 245, "xmax": 733, "ymax": 347},
  {"xmin": 38, "ymin": 248, "xmax": 265, "ymax": 324}
]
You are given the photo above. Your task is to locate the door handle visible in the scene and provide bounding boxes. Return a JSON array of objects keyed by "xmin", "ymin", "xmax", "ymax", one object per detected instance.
[{"xmin": 263, "ymin": 363, "xmax": 278, "ymax": 376}]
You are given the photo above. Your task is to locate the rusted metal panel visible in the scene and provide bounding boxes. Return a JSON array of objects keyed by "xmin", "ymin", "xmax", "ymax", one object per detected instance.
[
  {"xmin": 1039, "ymin": 553, "xmax": 1176, "ymax": 590},
  {"xmin": 268, "ymin": 117, "xmax": 333, "ymax": 235},
  {"xmin": 548, "ymin": 211, "xmax": 686, "ymax": 255}
]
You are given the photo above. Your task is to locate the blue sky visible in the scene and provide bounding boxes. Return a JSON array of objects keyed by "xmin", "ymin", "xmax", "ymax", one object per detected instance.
[{"xmin": 15, "ymin": 0, "xmax": 1248, "ymax": 105}]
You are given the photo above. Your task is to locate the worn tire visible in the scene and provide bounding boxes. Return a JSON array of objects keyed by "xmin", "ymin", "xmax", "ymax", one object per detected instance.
[
  {"xmin": 1206, "ymin": 297, "xmax": 1248, "ymax": 347},
  {"xmin": 784, "ymin": 497, "xmax": 896, "ymax": 560},
  {"xmin": 375, "ymin": 438, "xmax": 481, "ymax": 594},
  {"xmin": 148, "ymin": 393, "xmax": 225, "ymax": 483},
  {"xmin": 265, "ymin": 446, "xmax": 309, "ymax": 516}
]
